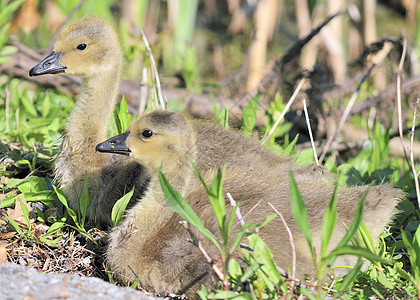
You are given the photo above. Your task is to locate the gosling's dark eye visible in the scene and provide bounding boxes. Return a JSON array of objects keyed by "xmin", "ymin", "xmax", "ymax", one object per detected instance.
[
  {"xmin": 141, "ymin": 129, "xmax": 154, "ymax": 138},
  {"xmin": 76, "ymin": 43, "xmax": 87, "ymax": 51}
]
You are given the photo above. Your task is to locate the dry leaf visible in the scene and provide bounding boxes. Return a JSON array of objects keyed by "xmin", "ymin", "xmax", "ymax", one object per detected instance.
[
  {"xmin": 0, "ymin": 243, "xmax": 7, "ymax": 264},
  {"xmin": 6, "ymin": 197, "xmax": 31, "ymax": 222}
]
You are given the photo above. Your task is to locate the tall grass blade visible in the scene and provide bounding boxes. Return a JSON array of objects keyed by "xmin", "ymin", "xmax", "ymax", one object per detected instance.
[
  {"xmin": 321, "ymin": 177, "xmax": 341, "ymax": 258},
  {"xmin": 18, "ymin": 199, "xmax": 31, "ymax": 230},
  {"xmin": 159, "ymin": 169, "xmax": 221, "ymax": 253},
  {"xmin": 289, "ymin": 171, "xmax": 315, "ymax": 262},
  {"xmin": 333, "ymin": 258, "xmax": 363, "ymax": 299},
  {"xmin": 242, "ymin": 93, "xmax": 259, "ymax": 135},
  {"xmin": 78, "ymin": 170, "xmax": 90, "ymax": 228},
  {"xmin": 112, "ymin": 186, "xmax": 135, "ymax": 226}
]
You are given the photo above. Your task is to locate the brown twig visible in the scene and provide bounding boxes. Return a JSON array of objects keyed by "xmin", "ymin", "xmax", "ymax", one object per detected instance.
[
  {"xmin": 397, "ymin": 39, "xmax": 410, "ymax": 167},
  {"xmin": 276, "ymin": 1, "xmax": 354, "ymax": 72},
  {"xmin": 319, "ymin": 63, "xmax": 375, "ymax": 163},
  {"xmin": 268, "ymin": 202, "xmax": 296, "ymax": 289},
  {"xmin": 180, "ymin": 221, "xmax": 225, "ymax": 283},
  {"xmin": 409, "ymin": 99, "xmax": 420, "ymax": 209}
]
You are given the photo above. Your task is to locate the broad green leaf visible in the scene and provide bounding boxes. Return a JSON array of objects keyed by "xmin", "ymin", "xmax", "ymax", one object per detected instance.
[
  {"xmin": 228, "ymin": 258, "xmax": 243, "ymax": 280},
  {"xmin": 378, "ymin": 273, "xmax": 395, "ymax": 289},
  {"xmin": 0, "ymin": 56, "xmax": 11, "ymax": 65},
  {"xmin": 20, "ymin": 90, "xmax": 38, "ymax": 117},
  {"xmin": 114, "ymin": 96, "xmax": 130, "ymax": 134},
  {"xmin": 17, "ymin": 176, "xmax": 48, "ymax": 193},
  {"xmin": 242, "ymin": 93, "xmax": 259, "ymax": 135},
  {"xmin": 22, "ymin": 191, "xmax": 55, "ymax": 207},
  {"xmin": 247, "ymin": 233, "xmax": 282, "ymax": 285},
  {"xmin": 39, "ymin": 219, "xmax": 66, "ymax": 242},
  {"xmin": 112, "ymin": 186, "xmax": 135, "ymax": 226},
  {"xmin": 0, "ymin": 45, "xmax": 17, "ymax": 56}
]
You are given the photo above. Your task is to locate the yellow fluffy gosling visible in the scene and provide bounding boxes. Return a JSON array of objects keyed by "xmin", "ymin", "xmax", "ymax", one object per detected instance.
[
  {"xmin": 29, "ymin": 17, "xmax": 150, "ymax": 228},
  {"xmin": 96, "ymin": 110, "xmax": 403, "ymax": 297}
]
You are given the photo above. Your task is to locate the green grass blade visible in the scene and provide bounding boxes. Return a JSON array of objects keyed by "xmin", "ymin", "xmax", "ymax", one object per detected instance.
[
  {"xmin": 242, "ymin": 93, "xmax": 259, "ymax": 135},
  {"xmin": 333, "ymin": 258, "xmax": 363, "ymax": 299},
  {"xmin": 229, "ymin": 231, "xmax": 245, "ymax": 255},
  {"xmin": 0, "ymin": 0, "xmax": 25, "ymax": 26},
  {"xmin": 78, "ymin": 170, "xmax": 90, "ymax": 228},
  {"xmin": 357, "ymin": 222, "xmax": 376, "ymax": 253},
  {"xmin": 328, "ymin": 245, "xmax": 393, "ymax": 265},
  {"xmin": 18, "ymin": 199, "xmax": 31, "ymax": 231},
  {"xmin": 336, "ymin": 189, "xmax": 367, "ymax": 249},
  {"xmin": 113, "ymin": 96, "xmax": 130, "ymax": 134},
  {"xmin": 220, "ymin": 108, "xmax": 229, "ymax": 128},
  {"xmin": 53, "ymin": 185, "xmax": 78, "ymax": 226},
  {"xmin": 111, "ymin": 186, "xmax": 135, "ymax": 226},
  {"xmin": 159, "ymin": 169, "xmax": 222, "ymax": 253},
  {"xmin": 401, "ymin": 226, "xmax": 420, "ymax": 286},
  {"xmin": 321, "ymin": 177, "xmax": 340, "ymax": 258},
  {"xmin": 289, "ymin": 171, "xmax": 314, "ymax": 261},
  {"xmin": 39, "ymin": 219, "xmax": 66, "ymax": 242},
  {"xmin": 3, "ymin": 213, "xmax": 21, "ymax": 233}
]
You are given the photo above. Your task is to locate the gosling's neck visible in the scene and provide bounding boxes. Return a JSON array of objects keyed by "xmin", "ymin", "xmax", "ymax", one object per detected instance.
[
  {"xmin": 155, "ymin": 144, "xmax": 198, "ymax": 198},
  {"xmin": 66, "ymin": 67, "xmax": 121, "ymax": 145}
]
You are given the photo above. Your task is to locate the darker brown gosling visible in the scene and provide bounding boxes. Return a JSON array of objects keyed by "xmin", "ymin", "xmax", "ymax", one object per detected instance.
[
  {"xmin": 29, "ymin": 17, "xmax": 151, "ymax": 228},
  {"xmin": 96, "ymin": 110, "xmax": 403, "ymax": 298}
]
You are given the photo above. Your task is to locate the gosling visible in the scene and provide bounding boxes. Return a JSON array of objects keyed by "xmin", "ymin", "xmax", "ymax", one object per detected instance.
[
  {"xmin": 29, "ymin": 17, "xmax": 151, "ymax": 228},
  {"xmin": 96, "ymin": 110, "xmax": 403, "ymax": 297}
]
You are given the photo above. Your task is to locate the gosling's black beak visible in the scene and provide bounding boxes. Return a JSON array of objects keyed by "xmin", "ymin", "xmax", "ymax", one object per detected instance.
[
  {"xmin": 29, "ymin": 51, "xmax": 67, "ymax": 76},
  {"xmin": 96, "ymin": 132, "xmax": 131, "ymax": 156}
]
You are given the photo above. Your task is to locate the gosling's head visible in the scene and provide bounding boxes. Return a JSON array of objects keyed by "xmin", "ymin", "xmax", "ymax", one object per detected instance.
[
  {"xmin": 29, "ymin": 16, "xmax": 122, "ymax": 77},
  {"xmin": 96, "ymin": 110, "xmax": 196, "ymax": 172}
]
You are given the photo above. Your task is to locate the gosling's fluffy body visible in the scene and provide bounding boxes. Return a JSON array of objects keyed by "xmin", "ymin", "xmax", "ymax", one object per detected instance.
[
  {"xmin": 102, "ymin": 110, "xmax": 402, "ymax": 297},
  {"xmin": 30, "ymin": 17, "xmax": 150, "ymax": 227}
]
